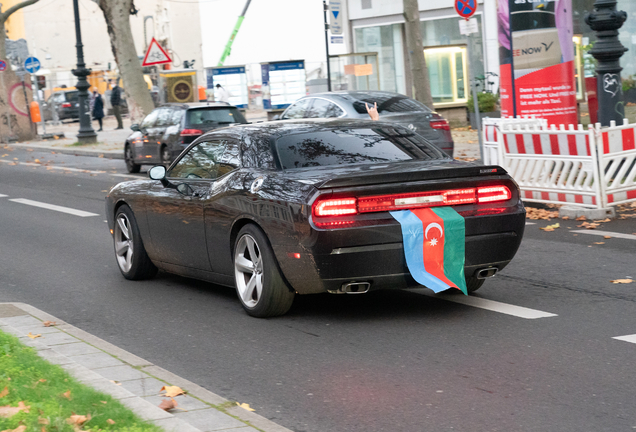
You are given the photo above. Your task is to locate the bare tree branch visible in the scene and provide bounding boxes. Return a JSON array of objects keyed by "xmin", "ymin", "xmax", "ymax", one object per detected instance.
[{"xmin": 1, "ymin": 0, "xmax": 39, "ymax": 23}]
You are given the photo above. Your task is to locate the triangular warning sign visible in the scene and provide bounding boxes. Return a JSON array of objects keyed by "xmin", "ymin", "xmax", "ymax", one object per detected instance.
[
  {"xmin": 142, "ymin": 37, "xmax": 172, "ymax": 67},
  {"xmin": 332, "ymin": 11, "xmax": 339, "ymax": 19}
]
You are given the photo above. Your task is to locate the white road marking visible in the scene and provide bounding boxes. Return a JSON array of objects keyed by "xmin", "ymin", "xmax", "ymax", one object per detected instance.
[
  {"xmin": 612, "ymin": 334, "xmax": 636, "ymax": 344},
  {"xmin": 0, "ymin": 194, "xmax": 7, "ymax": 198},
  {"xmin": 412, "ymin": 289, "xmax": 558, "ymax": 319},
  {"xmin": 1, "ymin": 159, "xmax": 138, "ymax": 178},
  {"xmin": 570, "ymin": 230, "xmax": 636, "ymax": 241},
  {"xmin": 526, "ymin": 222, "xmax": 536, "ymax": 225},
  {"xmin": 9, "ymin": 198, "xmax": 99, "ymax": 217}
]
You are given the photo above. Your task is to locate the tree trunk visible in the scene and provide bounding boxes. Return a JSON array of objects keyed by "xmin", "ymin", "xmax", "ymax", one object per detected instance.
[
  {"xmin": 97, "ymin": 0, "xmax": 154, "ymax": 120},
  {"xmin": 403, "ymin": 0, "xmax": 434, "ymax": 108},
  {"xmin": 0, "ymin": 0, "xmax": 40, "ymax": 142}
]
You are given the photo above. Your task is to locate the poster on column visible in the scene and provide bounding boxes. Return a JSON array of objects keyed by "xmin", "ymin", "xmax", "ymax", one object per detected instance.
[{"xmin": 497, "ymin": 0, "xmax": 577, "ymax": 125}]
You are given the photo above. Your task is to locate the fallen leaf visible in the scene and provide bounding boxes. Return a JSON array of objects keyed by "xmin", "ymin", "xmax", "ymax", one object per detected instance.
[
  {"xmin": 39, "ymin": 379, "xmax": 46, "ymax": 383},
  {"xmin": 576, "ymin": 216, "xmax": 587, "ymax": 221},
  {"xmin": 67, "ymin": 413, "xmax": 90, "ymax": 426},
  {"xmin": 561, "ymin": 216, "xmax": 570, "ymax": 220},
  {"xmin": 0, "ymin": 401, "xmax": 30, "ymax": 417},
  {"xmin": 42, "ymin": 321, "xmax": 56, "ymax": 327},
  {"xmin": 0, "ymin": 387, "xmax": 8, "ymax": 398},
  {"xmin": 100, "ymin": 401, "xmax": 107, "ymax": 404},
  {"xmin": 603, "ymin": 236, "xmax": 611, "ymax": 239},
  {"xmin": 237, "ymin": 402, "xmax": 255, "ymax": 412},
  {"xmin": 109, "ymin": 380, "xmax": 122, "ymax": 386},
  {"xmin": 4, "ymin": 425, "xmax": 27, "ymax": 432},
  {"xmin": 158, "ymin": 398, "xmax": 178, "ymax": 411},
  {"xmin": 593, "ymin": 242, "xmax": 605, "ymax": 245},
  {"xmin": 526, "ymin": 207, "xmax": 559, "ymax": 220},
  {"xmin": 38, "ymin": 417, "xmax": 50, "ymax": 424},
  {"xmin": 611, "ymin": 279, "xmax": 633, "ymax": 284},
  {"xmin": 540, "ymin": 223, "xmax": 560, "ymax": 231},
  {"xmin": 577, "ymin": 222, "xmax": 600, "ymax": 229},
  {"xmin": 27, "ymin": 332, "xmax": 41, "ymax": 339},
  {"xmin": 594, "ymin": 218, "xmax": 611, "ymax": 223},
  {"xmin": 160, "ymin": 385, "xmax": 185, "ymax": 397},
  {"xmin": 62, "ymin": 390, "xmax": 71, "ymax": 400},
  {"xmin": 107, "ymin": 419, "xmax": 116, "ymax": 425}
]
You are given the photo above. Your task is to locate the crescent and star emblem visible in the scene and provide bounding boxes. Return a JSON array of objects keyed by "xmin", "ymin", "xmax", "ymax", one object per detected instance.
[{"xmin": 425, "ymin": 223, "xmax": 444, "ymax": 246}]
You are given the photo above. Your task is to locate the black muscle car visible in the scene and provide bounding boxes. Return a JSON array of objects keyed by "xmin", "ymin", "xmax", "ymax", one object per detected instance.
[{"xmin": 106, "ymin": 119, "xmax": 525, "ymax": 317}]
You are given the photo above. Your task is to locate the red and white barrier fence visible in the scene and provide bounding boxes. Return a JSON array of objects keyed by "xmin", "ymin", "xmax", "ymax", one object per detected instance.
[
  {"xmin": 499, "ymin": 123, "xmax": 603, "ymax": 208},
  {"xmin": 482, "ymin": 117, "xmax": 547, "ymax": 165},
  {"xmin": 597, "ymin": 120, "xmax": 636, "ymax": 207}
]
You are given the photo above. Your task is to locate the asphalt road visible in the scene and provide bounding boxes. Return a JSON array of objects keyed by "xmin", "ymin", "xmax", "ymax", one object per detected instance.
[{"xmin": 1, "ymin": 146, "xmax": 635, "ymax": 432}]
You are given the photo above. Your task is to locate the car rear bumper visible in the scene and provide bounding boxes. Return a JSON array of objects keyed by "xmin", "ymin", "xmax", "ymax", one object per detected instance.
[{"xmin": 273, "ymin": 203, "xmax": 525, "ymax": 294}]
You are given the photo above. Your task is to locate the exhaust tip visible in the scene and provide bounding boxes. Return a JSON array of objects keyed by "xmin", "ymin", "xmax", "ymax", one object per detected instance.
[
  {"xmin": 329, "ymin": 282, "xmax": 371, "ymax": 294},
  {"xmin": 477, "ymin": 267, "xmax": 498, "ymax": 279}
]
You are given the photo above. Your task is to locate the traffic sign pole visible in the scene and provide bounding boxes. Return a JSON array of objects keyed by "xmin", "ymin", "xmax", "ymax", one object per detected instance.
[{"xmin": 323, "ymin": 0, "xmax": 332, "ymax": 91}]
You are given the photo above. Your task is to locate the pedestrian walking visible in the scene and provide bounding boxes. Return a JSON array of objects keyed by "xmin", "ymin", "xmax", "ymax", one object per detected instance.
[
  {"xmin": 110, "ymin": 81, "xmax": 124, "ymax": 129},
  {"xmin": 92, "ymin": 90, "xmax": 104, "ymax": 132},
  {"xmin": 215, "ymin": 84, "xmax": 232, "ymax": 103}
]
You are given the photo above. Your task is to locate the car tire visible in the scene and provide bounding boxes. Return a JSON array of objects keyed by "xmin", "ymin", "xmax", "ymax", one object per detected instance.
[
  {"xmin": 160, "ymin": 145, "xmax": 171, "ymax": 165},
  {"xmin": 233, "ymin": 224, "xmax": 295, "ymax": 318},
  {"xmin": 113, "ymin": 205, "xmax": 158, "ymax": 280},
  {"xmin": 466, "ymin": 276, "xmax": 485, "ymax": 293},
  {"xmin": 125, "ymin": 144, "xmax": 141, "ymax": 173}
]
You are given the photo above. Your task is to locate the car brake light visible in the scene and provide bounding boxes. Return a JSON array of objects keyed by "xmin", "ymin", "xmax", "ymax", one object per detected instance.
[
  {"xmin": 358, "ymin": 188, "xmax": 476, "ymax": 212},
  {"xmin": 61, "ymin": 103, "xmax": 72, "ymax": 108},
  {"xmin": 477, "ymin": 186, "xmax": 511, "ymax": 203},
  {"xmin": 180, "ymin": 128, "xmax": 203, "ymax": 136},
  {"xmin": 313, "ymin": 198, "xmax": 357, "ymax": 217},
  {"xmin": 430, "ymin": 119, "xmax": 450, "ymax": 131}
]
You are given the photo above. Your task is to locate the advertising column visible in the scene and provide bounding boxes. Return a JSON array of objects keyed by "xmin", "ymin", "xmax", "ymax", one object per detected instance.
[{"xmin": 498, "ymin": 0, "xmax": 577, "ymax": 125}]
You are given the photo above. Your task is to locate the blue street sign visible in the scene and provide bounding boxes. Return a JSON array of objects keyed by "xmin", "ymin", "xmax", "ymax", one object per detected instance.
[
  {"xmin": 24, "ymin": 56, "xmax": 41, "ymax": 74},
  {"xmin": 455, "ymin": 0, "xmax": 476, "ymax": 19},
  {"xmin": 0, "ymin": 60, "xmax": 6, "ymax": 72}
]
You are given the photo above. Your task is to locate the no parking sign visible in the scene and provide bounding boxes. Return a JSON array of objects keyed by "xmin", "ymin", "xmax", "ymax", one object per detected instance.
[
  {"xmin": 0, "ymin": 60, "xmax": 6, "ymax": 72},
  {"xmin": 455, "ymin": 0, "xmax": 477, "ymax": 20}
]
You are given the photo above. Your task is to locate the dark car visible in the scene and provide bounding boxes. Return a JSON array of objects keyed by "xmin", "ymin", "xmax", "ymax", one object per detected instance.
[
  {"xmin": 124, "ymin": 102, "xmax": 247, "ymax": 173},
  {"xmin": 42, "ymin": 90, "xmax": 79, "ymax": 122},
  {"xmin": 106, "ymin": 119, "xmax": 525, "ymax": 318},
  {"xmin": 279, "ymin": 91, "xmax": 454, "ymax": 156}
]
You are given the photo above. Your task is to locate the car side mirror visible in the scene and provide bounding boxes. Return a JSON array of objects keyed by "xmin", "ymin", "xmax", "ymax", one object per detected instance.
[
  {"xmin": 148, "ymin": 165, "xmax": 176, "ymax": 189},
  {"xmin": 131, "ymin": 123, "xmax": 140, "ymax": 132}
]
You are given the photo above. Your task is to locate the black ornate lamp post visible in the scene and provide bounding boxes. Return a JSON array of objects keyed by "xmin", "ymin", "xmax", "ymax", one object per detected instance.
[
  {"xmin": 585, "ymin": 0, "xmax": 628, "ymax": 126},
  {"xmin": 72, "ymin": 0, "xmax": 97, "ymax": 143}
]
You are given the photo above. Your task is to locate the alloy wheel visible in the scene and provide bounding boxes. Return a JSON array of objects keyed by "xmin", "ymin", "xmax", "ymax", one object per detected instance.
[
  {"xmin": 234, "ymin": 234, "xmax": 263, "ymax": 308},
  {"xmin": 114, "ymin": 212, "xmax": 134, "ymax": 273}
]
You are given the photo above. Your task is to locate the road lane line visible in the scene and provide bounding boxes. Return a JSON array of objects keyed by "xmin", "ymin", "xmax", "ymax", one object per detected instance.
[
  {"xmin": 612, "ymin": 334, "xmax": 636, "ymax": 344},
  {"xmin": 9, "ymin": 198, "xmax": 99, "ymax": 217},
  {"xmin": 0, "ymin": 194, "xmax": 7, "ymax": 198},
  {"xmin": 526, "ymin": 222, "xmax": 536, "ymax": 225},
  {"xmin": 2, "ymin": 159, "xmax": 139, "ymax": 178},
  {"xmin": 412, "ymin": 289, "xmax": 558, "ymax": 319},
  {"xmin": 571, "ymin": 230, "xmax": 636, "ymax": 241}
]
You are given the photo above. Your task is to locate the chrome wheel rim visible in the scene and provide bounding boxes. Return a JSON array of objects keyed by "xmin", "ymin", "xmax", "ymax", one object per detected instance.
[
  {"xmin": 125, "ymin": 147, "xmax": 133, "ymax": 168},
  {"xmin": 234, "ymin": 234, "xmax": 263, "ymax": 308},
  {"xmin": 114, "ymin": 213, "xmax": 134, "ymax": 273}
]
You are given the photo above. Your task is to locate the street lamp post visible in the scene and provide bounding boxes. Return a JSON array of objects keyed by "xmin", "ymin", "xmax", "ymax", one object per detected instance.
[
  {"xmin": 72, "ymin": 0, "xmax": 97, "ymax": 143},
  {"xmin": 585, "ymin": 0, "xmax": 628, "ymax": 127}
]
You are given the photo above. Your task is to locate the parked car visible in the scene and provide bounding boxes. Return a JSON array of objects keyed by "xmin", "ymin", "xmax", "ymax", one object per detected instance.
[
  {"xmin": 42, "ymin": 89, "xmax": 79, "ymax": 122},
  {"xmin": 279, "ymin": 91, "xmax": 454, "ymax": 156},
  {"xmin": 123, "ymin": 102, "xmax": 248, "ymax": 173},
  {"xmin": 106, "ymin": 119, "xmax": 525, "ymax": 318}
]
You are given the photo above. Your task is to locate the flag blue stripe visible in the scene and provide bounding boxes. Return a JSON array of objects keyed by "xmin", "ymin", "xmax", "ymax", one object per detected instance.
[{"xmin": 390, "ymin": 210, "xmax": 453, "ymax": 293}]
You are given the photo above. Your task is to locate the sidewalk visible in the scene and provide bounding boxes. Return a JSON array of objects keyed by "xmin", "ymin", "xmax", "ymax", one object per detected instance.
[
  {"xmin": 0, "ymin": 302, "xmax": 292, "ymax": 432},
  {"xmin": 20, "ymin": 115, "xmax": 483, "ymax": 162}
]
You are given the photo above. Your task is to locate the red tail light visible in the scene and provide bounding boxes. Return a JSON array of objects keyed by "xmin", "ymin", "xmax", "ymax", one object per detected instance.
[
  {"xmin": 61, "ymin": 103, "xmax": 72, "ymax": 108},
  {"xmin": 477, "ymin": 186, "xmax": 511, "ymax": 203},
  {"xmin": 180, "ymin": 128, "xmax": 203, "ymax": 136},
  {"xmin": 313, "ymin": 198, "xmax": 357, "ymax": 217},
  {"xmin": 430, "ymin": 119, "xmax": 450, "ymax": 131}
]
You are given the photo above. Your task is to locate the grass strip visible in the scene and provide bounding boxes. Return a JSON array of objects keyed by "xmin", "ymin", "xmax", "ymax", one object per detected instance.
[{"xmin": 0, "ymin": 329, "xmax": 163, "ymax": 432}]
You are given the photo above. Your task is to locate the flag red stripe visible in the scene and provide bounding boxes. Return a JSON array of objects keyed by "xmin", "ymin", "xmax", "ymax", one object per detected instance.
[{"xmin": 411, "ymin": 208, "xmax": 457, "ymax": 288}]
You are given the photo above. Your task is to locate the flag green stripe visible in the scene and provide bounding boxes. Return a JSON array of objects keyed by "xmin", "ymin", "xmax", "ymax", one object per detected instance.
[{"xmin": 431, "ymin": 207, "xmax": 467, "ymax": 294}]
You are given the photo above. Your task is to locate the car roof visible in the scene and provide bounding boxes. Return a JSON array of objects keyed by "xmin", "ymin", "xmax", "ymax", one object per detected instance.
[
  {"xmin": 209, "ymin": 118, "xmax": 410, "ymax": 139},
  {"xmin": 158, "ymin": 102, "xmax": 238, "ymax": 110},
  {"xmin": 302, "ymin": 91, "xmax": 404, "ymax": 101}
]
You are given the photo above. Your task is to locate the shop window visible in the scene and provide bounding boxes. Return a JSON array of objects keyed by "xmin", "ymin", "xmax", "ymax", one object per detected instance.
[{"xmin": 424, "ymin": 46, "xmax": 468, "ymax": 105}]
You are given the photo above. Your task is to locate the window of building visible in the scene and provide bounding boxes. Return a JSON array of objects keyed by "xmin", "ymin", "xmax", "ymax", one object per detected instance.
[
  {"xmin": 354, "ymin": 24, "xmax": 406, "ymax": 94},
  {"xmin": 424, "ymin": 46, "xmax": 468, "ymax": 105}
]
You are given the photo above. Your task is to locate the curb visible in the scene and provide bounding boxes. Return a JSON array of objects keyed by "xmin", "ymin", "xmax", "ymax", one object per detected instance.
[
  {"xmin": 10, "ymin": 143, "xmax": 124, "ymax": 160},
  {"xmin": 0, "ymin": 302, "xmax": 293, "ymax": 432}
]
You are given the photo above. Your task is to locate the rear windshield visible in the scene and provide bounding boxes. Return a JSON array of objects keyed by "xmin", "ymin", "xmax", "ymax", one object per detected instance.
[
  {"xmin": 347, "ymin": 93, "xmax": 430, "ymax": 115},
  {"xmin": 65, "ymin": 91, "xmax": 79, "ymax": 102},
  {"xmin": 186, "ymin": 107, "xmax": 246, "ymax": 127},
  {"xmin": 276, "ymin": 126, "xmax": 446, "ymax": 170}
]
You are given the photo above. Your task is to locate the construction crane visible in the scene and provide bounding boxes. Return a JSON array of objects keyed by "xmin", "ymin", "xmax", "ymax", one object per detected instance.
[{"xmin": 217, "ymin": 0, "xmax": 252, "ymax": 66}]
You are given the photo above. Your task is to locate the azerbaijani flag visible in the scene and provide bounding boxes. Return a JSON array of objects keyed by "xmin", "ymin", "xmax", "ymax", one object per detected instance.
[{"xmin": 390, "ymin": 207, "xmax": 468, "ymax": 294}]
